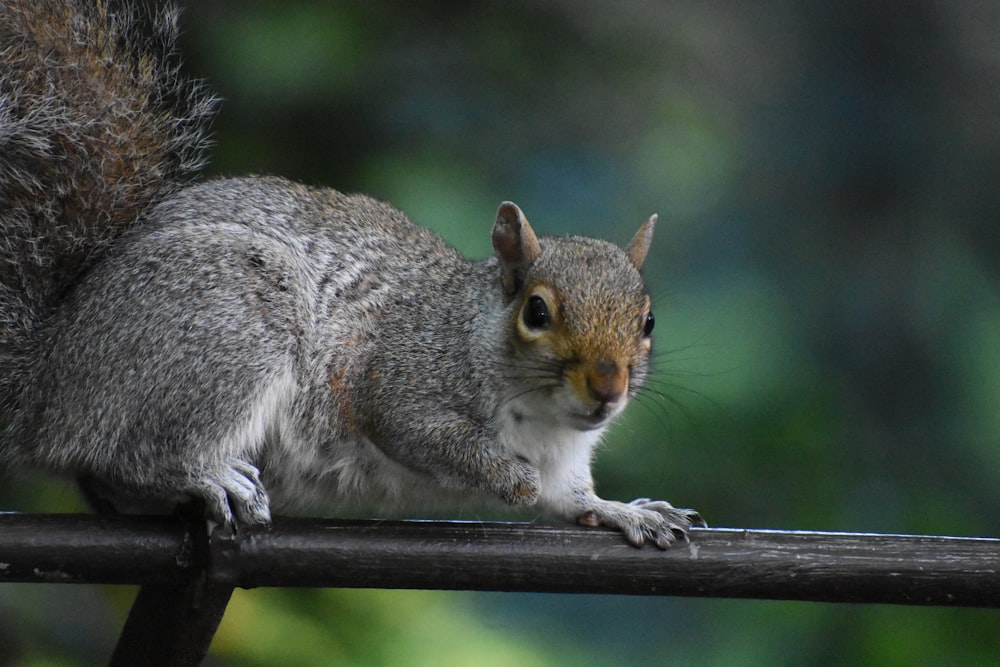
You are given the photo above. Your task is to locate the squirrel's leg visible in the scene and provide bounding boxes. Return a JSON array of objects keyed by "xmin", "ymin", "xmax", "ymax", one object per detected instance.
[
  {"xmin": 184, "ymin": 459, "xmax": 272, "ymax": 527},
  {"xmin": 364, "ymin": 414, "xmax": 541, "ymax": 506},
  {"xmin": 75, "ymin": 460, "xmax": 271, "ymax": 527}
]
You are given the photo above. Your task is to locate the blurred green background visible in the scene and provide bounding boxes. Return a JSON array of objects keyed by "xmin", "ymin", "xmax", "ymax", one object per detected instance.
[{"xmin": 2, "ymin": 1, "xmax": 999, "ymax": 664}]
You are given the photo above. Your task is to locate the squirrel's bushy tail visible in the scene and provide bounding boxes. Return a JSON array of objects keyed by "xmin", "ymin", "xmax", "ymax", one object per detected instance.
[{"xmin": 0, "ymin": 0, "xmax": 217, "ymax": 415}]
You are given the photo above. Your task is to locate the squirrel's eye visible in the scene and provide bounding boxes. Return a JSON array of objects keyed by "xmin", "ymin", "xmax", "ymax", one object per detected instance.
[
  {"xmin": 523, "ymin": 295, "xmax": 550, "ymax": 329},
  {"xmin": 643, "ymin": 311, "xmax": 655, "ymax": 337}
]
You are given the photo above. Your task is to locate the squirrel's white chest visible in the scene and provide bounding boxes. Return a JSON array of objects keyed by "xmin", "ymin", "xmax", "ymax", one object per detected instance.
[{"xmin": 498, "ymin": 405, "xmax": 604, "ymax": 513}]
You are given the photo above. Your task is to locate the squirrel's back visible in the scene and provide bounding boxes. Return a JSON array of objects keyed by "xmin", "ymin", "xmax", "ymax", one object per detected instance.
[{"xmin": 0, "ymin": 0, "xmax": 216, "ymax": 415}]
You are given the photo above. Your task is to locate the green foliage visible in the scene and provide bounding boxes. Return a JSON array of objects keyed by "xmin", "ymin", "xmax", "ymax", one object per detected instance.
[{"xmin": 211, "ymin": 589, "xmax": 571, "ymax": 667}]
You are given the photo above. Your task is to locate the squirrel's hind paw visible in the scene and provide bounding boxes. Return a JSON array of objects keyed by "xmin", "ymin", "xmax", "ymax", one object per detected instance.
[
  {"xmin": 194, "ymin": 459, "xmax": 272, "ymax": 527},
  {"xmin": 577, "ymin": 498, "xmax": 705, "ymax": 549}
]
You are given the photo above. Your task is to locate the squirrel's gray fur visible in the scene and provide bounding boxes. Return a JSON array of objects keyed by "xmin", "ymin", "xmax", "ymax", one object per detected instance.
[{"xmin": 0, "ymin": 0, "xmax": 702, "ymax": 547}]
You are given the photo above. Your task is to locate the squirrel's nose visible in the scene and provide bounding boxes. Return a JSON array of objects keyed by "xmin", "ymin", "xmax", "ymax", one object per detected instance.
[{"xmin": 586, "ymin": 360, "xmax": 627, "ymax": 405}]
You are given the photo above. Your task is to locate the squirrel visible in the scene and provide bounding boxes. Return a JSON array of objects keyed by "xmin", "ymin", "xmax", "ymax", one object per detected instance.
[{"xmin": 0, "ymin": 0, "xmax": 703, "ymax": 548}]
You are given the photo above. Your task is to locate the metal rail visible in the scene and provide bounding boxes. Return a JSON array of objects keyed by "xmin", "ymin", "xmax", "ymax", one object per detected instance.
[{"xmin": 2, "ymin": 514, "xmax": 998, "ymax": 665}]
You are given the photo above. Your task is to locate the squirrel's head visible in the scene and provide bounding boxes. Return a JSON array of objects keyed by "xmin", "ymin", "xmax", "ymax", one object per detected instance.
[{"xmin": 492, "ymin": 202, "xmax": 656, "ymax": 432}]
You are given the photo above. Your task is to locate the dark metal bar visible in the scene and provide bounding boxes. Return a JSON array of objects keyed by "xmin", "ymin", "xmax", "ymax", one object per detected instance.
[
  {"xmin": 239, "ymin": 519, "xmax": 1000, "ymax": 607},
  {"xmin": 0, "ymin": 513, "xmax": 194, "ymax": 584},
  {"xmin": 1, "ymin": 514, "xmax": 998, "ymax": 607}
]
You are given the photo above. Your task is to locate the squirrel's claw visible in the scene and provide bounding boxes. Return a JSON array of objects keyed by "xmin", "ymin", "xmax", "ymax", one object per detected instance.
[{"xmin": 577, "ymin": 497, "xmax": 705, "ymax": 549}]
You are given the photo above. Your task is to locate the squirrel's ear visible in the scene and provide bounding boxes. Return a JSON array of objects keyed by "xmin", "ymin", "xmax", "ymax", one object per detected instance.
[
  {"xmin": 625, "ymin": 214, "xmax": 657, "ymax": 270},
  {"xmin": 493, "ymin": 201, "xmax": 541, "ymax": 295}
]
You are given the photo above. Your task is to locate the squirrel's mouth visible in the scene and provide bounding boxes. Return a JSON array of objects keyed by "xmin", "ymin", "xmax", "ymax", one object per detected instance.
[{"xmin": 574, "ymin": 403, "xmax": 617, "ymax": 430}]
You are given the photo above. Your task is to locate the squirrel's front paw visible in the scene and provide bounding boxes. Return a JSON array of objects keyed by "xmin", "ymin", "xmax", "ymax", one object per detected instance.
[
  {"xmin": 578, "ymin": 498, "xmax": 705, "ymax": 549},
  {"xmin": 491, "ymin": 458, "xmax": 541, "ymax": 506}
]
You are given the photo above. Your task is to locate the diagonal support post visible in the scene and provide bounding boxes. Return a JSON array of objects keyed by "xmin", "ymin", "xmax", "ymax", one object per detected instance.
[{"xmin": 108, "ymin": 520, "xmax": 241, "ymax": 667}]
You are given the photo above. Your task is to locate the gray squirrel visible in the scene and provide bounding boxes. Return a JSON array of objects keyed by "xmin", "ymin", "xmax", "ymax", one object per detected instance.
[{"xmin": 0, "ymin": 0, "xmax": 703, "ymax": 548}]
